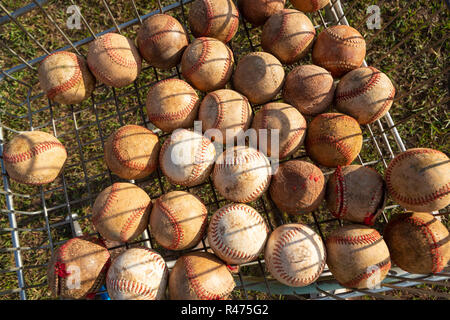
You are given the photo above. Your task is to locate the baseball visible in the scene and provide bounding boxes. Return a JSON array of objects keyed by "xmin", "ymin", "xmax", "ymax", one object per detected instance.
[
  {"xmin": 106, "ymin": 248, "xmax": 168, "ymax": 300},
  {"xmin": 212, "ymin": 145, "xmax": 272, "ymax": 203},
  {"xmin": 305, "ymin": 113, "xmax": 363, "ymax": 168},
  {"xmin": 251, "ymin": 102, "xmax": 307, "ymax": 159},
  {"xmin": 159, "ymin": 129, "xmax": 215, "ymax": 187},
  {"xmin": 282, "ymin": 64, "xmax": 335, "ymax": 116},
  {"xmin": 104, "ymin": 124, "xmax": 160, "ymax": 180},
  {"xmin": 265, "ymin": 224, "xmax": 326, "ymax": 287},
  {"xmin": 233, "ymin": 52, "xmax": 285, "ymax": 105},
  {"xmin": 335, "ymin": 67, "xmax": 396, "ymax": 124},
  {"xmin": 326, "ymin": 165, "xmax": 387, "ymax": 225},
  {"xmin": 198, "ymin": 89, "xmax": 252, "ymax": 144},
  {"xmin": 326, "ymin": 225, "xmax": 391, "ymax": 289},
  {"xmin": 290, "ymin": 0, "xmax": 329, "ymax": 12},
  {"xmin": 261, "ymin": 9, "xmax": 316, "ymax": 64},
  {"xmin": 181, "ymin": 37, "xmax": 234, "ymax": 92},
  {"xmin": 269, "ymin": 160, "xmax": 325, "ymax": 215},
  {"xmin": 91, "ymin": 182, "xmax": 151, "ymax": 243},
  {"xmin": 312, "ymin": 25, "xmax": 366, "ymax": 78},
  {"xmin": 384, "ymin": 212, "xmax": 450, "ymax": 275},
  {"xmin": 168, "ymin": 252, "xmax": 235, "ymax": 300},
  {"xmin": 238, "ymin": 0, "xmax": 285, "ymax": 26},
  {"xmin": 136, "ymin": 14, "xmax": 189, "ymax": 69},
  {"xmin": 188, "ymin": 0, "xmax": 239, "ymax": 43},
  {"xmin": 146, "ymin": 79, "xmax": 200, "ymax": 133},
  {"xmin": 38, "ymin": 51, "xmax": 95, "ymax": 105},
  {"xmin": 87, "ymin": 32, "xmax": 142, "ymax": 88},
  {"xmin": 47, "ymin": 236, "xmax": 110, "ymax": 299},
  {"xmin": 208, "ymin": 203, "xmax": 269, "ymax": 265},
  {"xmin": 150, "ymin": 191, "xmax": 208, "ymax": 251},
  {"xmin": 3, "ymin": 130, "xmax": 67, "ymax": 185},
  {"xmin": 385, "ymin": 148, "xmax": 450, "ymax": 212}
]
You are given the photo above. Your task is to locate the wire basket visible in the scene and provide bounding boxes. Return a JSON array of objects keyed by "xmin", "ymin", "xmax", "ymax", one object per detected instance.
[{"xmin": 0, "ymin": 0, "xmax": 449, "ymax": 300}]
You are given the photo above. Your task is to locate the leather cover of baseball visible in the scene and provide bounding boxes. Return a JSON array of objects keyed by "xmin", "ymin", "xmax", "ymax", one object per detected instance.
[
  {"xmin": 91, "ymin": 182, "xmax": 151, "ymax": 243},
  {"xmin": 238, "ymin": 0, "xmax": 286, "ymax": 26},
  {"xmin": 38, "ymin": 51, "xmax": 95, "ymax": 105},
  {"xmin": 385, "ymin": 148, "xmax": 450, "ymax": 212},
  {"xmin": 104, "ymin": 124, "xmax": 160, "ymax": 180},
  {"xmin": 168, "ymin": 252, "xmax": 235, "ymax": 300},
  {"xmin": 265, "ymin": 223, "xmax": 326, "ymax": 287},
  {"xmin": 326, "ymin": 225, "xmax": 391, "ymax": 289},
  {"xmin": 261, "ymin": 9, "xmax": 316, "ymax": 64},
  {"xmin": 106, "ymin": 248, "xmax": 168, "ymax": 300},
  {"xmin": 312, "ymin": 25, "xmax": 366, "ymax": 78},
  {"xmin": 251, "ymin": 102, "xmax": 307, "ymax": 159},
  {"xmin": 326, "ymin": 165, "xmax": 387, "ymax": 225},
  {"xmin": 282, "ymin": 64, "xmax": 335, "ymax": 116},
  {"xmin": 150, "ymin": 191, "xmax": 208, "ymax": 251},
  {"xmin": 3, "ymin": 130, "xmax": 67, "ymax": 185},
  {"xmin": 305, "ymin": 113, "xmax": 363, "ymax": 168},
  {"xmin": 269, "ymin": 160, "xmax": 325, "ymax": 215},
  {"xmin": 384, "ymin": 212, "xmax": 450, "ymax": 274},
  {"xmin": 290, "ymin": 0, "xmax": 330, "ymax": 12}
]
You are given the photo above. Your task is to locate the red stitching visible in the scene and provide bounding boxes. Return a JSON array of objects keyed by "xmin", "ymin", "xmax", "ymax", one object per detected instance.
[
  {"xmin": 363, "ymin": 180, "xmax": 384, "ymax": 226},
  {"xmin": 156, "ymin": 198, "xmax": 184, "ymax": 250},
  {"xmin": 240, "ymin": 96, "xmax": 249, "ymax": 129},
  {"xmin": 308, "ymin": 135, "xmax": 354, "ymax": 165},
  {"xmin": 87, "ymin": 59, "xmax": 115, "ymax": 85},
  {"xmin": 271, "ymin": 10, "xmax": 289, "ymax": 45},
  {"xmin": 364, "ymin": 87, "xmax": 395, "ymax": 124},
  {"xmin": 182, "ymin": 38, "xmax": 211, "ymax": 79},
  {"xmin": 224, "ymin": 9, "xmax": 239, "ymax": 43},
  {"xmin": 185, "ymin": 136, "xmax": 213, "ymax": 186},
  {"xmin": 285, "ymin": 31, "xmax": 315, "ymax": 64},
  {"xmin": 202, "ymin": 0, "xmax": 214, "ymax": 36},
  {"xmin": 311, "ymin": 0, "xmax": 319, "ymax": 11},
  {"xmin": 3, "ymin": 141, "xmax": 66, "ymax": 163},
  {"xmin": 280, "ymin": 124, "xmax": 307, "ymax": 159},
  {"xmin": 341, "ymin": 260, "xmax": 391, "ymax": 288},
  {"xmin": 317, "ymin": 60, "xmax": 360, "ymax": 73},
  {"xmin": 141, "ymin": 14, "xmax": 177, "ymax": 45},
  {"xmin": 332, "ymin": 166, "xmax": 348, "ymax": 219},
  {"xmin": 217, "ymin": 46, "xmax": 233, "ymax": 88},
  {"xmin": 327, "ymin": 229, "xmax": 381, "ymax": 245},
  {"xmin": 92, "ymin": 183, "xmax": 119, "ymax": 225},
  {"xmin": 102, "ymin": 33, "xmax": 140, "ymax": 68},
  {"xmin": 325, "ymin": 26, "xmax": 365, "ymax": 47},
  {"xmin": 119, "ymin": 205, "xmax": 149, "ymax": 243},
  {"xmin": 210, "ymin": 91, "xmax": 226, "ymax": 129},
  {"xmin": 335, "ymin": 67, "xmax": 381, "ymax": 102}
]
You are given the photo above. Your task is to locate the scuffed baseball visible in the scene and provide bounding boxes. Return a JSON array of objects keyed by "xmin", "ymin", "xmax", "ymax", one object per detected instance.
[
  {"xmin": 261, "ymin": 9, "xmax": 316, "ymax": 64},
  {"xmin": 269, "ymin": 160, "xmax": 325, "ymax": 215},
  {"xmin": 91, "ymin": 183, "xmax": 151, "ymax": 243},
  {"xmin": 104, "ymin": 124, "xmax": 160, "ymax": 180},
  {"xmin": 385, "ymin": 148, "xmax": 450, "ymax": 212},
  {"xmin": 3, "ymin": 131, "xmax": 67, "ymax": 185},
  {"xmin": 169, "ymin": 252, "xmax": 235, "ymax": 300},
  {"xmin": 290, "ymin": 0, "xmax": 329, "ymax": 12},
  {"xmin": 265, "ymin": 224, "xmax": 326, "ymax": 287},
  {"xmin": 38, "ymin": 51, "xmax": 95, "ymax": 105},
  {"xmin": 326, "ymin": 225, "xmax": 391, "ymax": 289},
  {"xmin": 146, "ymin": 79, "xmax": 200, "ymax": 133},
  {"xmin": 384, "ymin": 212, "xmax": 450, "ymax": 275},
  {"xmin": 238, "ymin": 0, "xmax": 285, "ymax": 26},
  {"xmin": 150, "ymin": 191, "xmax": 208, "ymax": 251},
  {"xmin": 87, "ymin": 32, "xmax": 142, "ymax": 88},
  {"xmin": 106, "ymin": 248, "xmax": 168, "ymax": 300},
  {"xmin": 159, "ymin": 129, "xmax": 215, "ymax": 187},
  {"xmin": 208, "ymin": 203, "xmax": 269, "ymax": 265}
]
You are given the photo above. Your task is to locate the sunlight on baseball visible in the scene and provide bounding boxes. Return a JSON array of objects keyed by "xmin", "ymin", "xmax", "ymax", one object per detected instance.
[{"xmin": 238, "ymin": 0, "xmax": 286, "ymax": 26}]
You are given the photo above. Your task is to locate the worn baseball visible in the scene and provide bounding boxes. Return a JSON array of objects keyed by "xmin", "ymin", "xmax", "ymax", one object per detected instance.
[
  {"xmin": 282, "ymin": 64, "xmax": 335, "ymax": 116},
  {"xmin": 233, "ymin": 52, "xmax": 285, "ymax": 105},
  {"xmin": 106, "ymin": 248, "xmax": 168, "ymax": 300},
  {"xmin": 181, "ymin": 37, "xmax": 234, "ymax": 92},
  {"xmin": 261, "ymin": 9, "xmax": 316, "ymax": 64},
  {"xmin": 312, "ymin": 25, "xmax": 366, "ymax": 78},
  {"xmin": 47, "ymin": 236, "xmax": 110, "ymax": 299},
  {"xmin": 326, "ymin": 165, "xmax": 387, "ymax": 225},
  {"xmin": 384, "ymin": 212, "xmax": 450, "ymax": 275},
  {"xmin": 385, "ymin": 148, "xmax": 450, "ymax": 212},
  {"xmin": 305, "ymin": 113, "xmax": 363, "ymax": 168},
  {"xmin": 238, "ymin": 0, "xmax": 285, "ymax": 26},
  {"xmin": 150, "ymin": 191, "xmax": 208, "ymax": 251},
  {"xmin": 198, "ymin": 89, "xmax": 252, "ymax": 144},
  {"xmin": 208, "ymin": 203, "xmax": 269, "ymax": 265},
  {"xmin": 91, "ymin": 183, "xmax": 151, "ymax": 243},
  {"xmin": 169, "ymin": 252, "xmax": 235, "ymax": 300},
  {"xmin": 265, "ymin": 224, "xmax": 326, "ymax": 287},
  {"xmin": 3, "ymin": 131, "xmax": 67, "ymax": 185},
  {"xmin": 251, "ymin": 102, "xmax": 307, "ymax": 159},
  {"xmin": 38, "ymin": 51, "xmax": 95, "ymax": 105},
  {"xmin": 212, "ymin": 145, "xmax": 272, "ymax": 203},
  {"xmin": 104, "ymin": 125, "xmax": 160, "ymax": 180},
  {"xmin": 146, "ymin": 79, "xmax": 200, "ymax": 133},
  {"xmin": 290, "ymin": 0, "xmax": 329, "ymax": 12},
  {"xmin": 188, "ymin": 0, "xmax": 239, "ymax": 43},
  {"xmin": 326, "ymin": 225, "xmax": 391, "ymax": 289},
  {"xmin": 137, "ymin": 14, "xmax": 189, "ymax": 69},
  {"xmin": 269, "ymin": 160, "xmax": 325, "ymax": 215},
  {"xmin": 335, "ymin": 67, "xmax": 396, "ymax": 124},
  {"xmin": 87, "ymin": 32, "xmax": 142, "ymax": 88},
  {"xmin": 159, "ymin": 129, "xmax": 215, "ymax": 187}
]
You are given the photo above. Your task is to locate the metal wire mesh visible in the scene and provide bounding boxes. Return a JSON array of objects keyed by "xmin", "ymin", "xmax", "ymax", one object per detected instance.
[{"xmin": 0, "ymin": 0, "xmax": 449, "ymax": 300}]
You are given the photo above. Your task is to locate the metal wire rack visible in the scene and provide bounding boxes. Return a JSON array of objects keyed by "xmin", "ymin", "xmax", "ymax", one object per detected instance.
[{"xmin": 0, "ymin": 0, "xmax": 449, "ymax": 300}]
